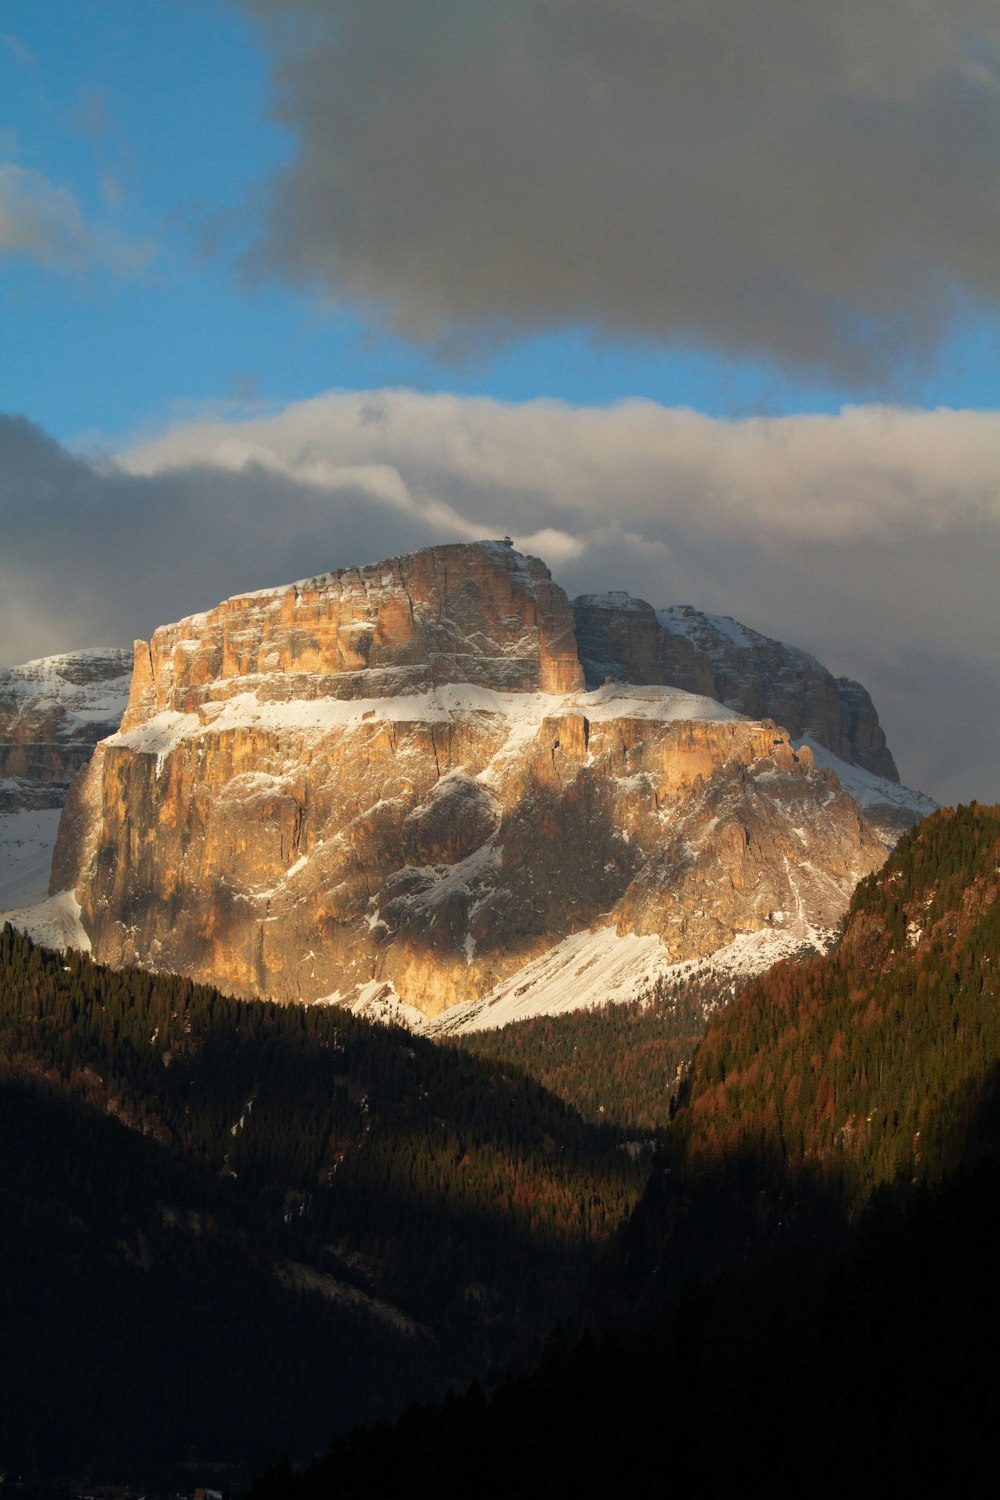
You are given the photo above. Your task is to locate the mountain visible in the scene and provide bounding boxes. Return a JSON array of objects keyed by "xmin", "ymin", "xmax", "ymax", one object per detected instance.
[
  {"xmin": 0, "ymin": 647, "xmax": 132, "ymax": 815},
  {"xmin": 46, "ymin": 540, "xmax": 931, "ymax": 1023},
  {"xmin": 574, "ymin": 593, "xmax": 898, "ymax": 781},
  {"xmin": 0, "ymin": 649, "xmax": 131, "ymax": 940}
]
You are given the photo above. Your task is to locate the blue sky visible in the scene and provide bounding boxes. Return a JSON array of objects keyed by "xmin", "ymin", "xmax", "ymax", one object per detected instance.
[
  {"xmin": 3, "ymin": 0, "xmax": 999, "ymax": 445},
  {"xmin": 1, "ymin": 0, "xmax": 999, "ymax": 804}
]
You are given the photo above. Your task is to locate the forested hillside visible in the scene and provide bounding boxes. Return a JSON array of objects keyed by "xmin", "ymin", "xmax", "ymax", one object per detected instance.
[
  {"xmin": 587, "ymin": 802, "xmax": 1000, "ymax": 1320},
  {"xmin": 642, "ymin": 801, "xmax": 1000, "ymax": 1263},
  {"xmin": 266, "ymin": 805, "xmax": 1000, "ymax": 1496},
  {"xmin": 0, "ymin": 926, "xmax": 648, "ymax": 1479},
  {"xmin": 453, "ymin": 969, "xmax": 736, "ymax": 1132}
]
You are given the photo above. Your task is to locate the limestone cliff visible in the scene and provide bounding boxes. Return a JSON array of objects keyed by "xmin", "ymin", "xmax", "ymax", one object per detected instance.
[
  {"xmin": 54, "ymin": 542, "xmax": 927, "ymax": 1019},
  {"xmin": 573, "ymin": 594, "xmax": 898, "ymax": 781},
  {"xmin": 122, "ymin": 539, "xmax": 581, "ymax": 731}
]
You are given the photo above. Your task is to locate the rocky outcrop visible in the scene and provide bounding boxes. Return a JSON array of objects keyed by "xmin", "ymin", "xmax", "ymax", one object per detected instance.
[
  {"xmin": 0, "ymin": 650, "xmax": 132, "ymax": 813},
  {"xmin": 51, "ymin": 542, "xmax": 918, "ymax": 1019},
  {"xmin": 574, "ymin": 593, "xmax": 715, "ymax": 698},
  {"xmin": 61, "ymin": 680, "xmax": 887, "ymax": 1017},
  {"xmin": 573, "ymin": 596, "xmax": 899, "ymax": 781},
  {"xmin": 122, "ymin": 540, "xmax": 581, "ymax": 731}
]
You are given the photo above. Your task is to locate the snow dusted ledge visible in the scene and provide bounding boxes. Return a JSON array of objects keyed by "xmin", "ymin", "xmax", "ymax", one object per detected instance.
[
  {"xmin": 104, "ymin": 679, "xmax": 742, "ymax": 766},
  {"xmin": 332, "ymin": 923, "xmax": 835, "ymax": 1039}
]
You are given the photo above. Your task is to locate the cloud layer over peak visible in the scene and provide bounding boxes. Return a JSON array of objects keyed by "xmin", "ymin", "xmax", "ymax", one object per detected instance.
[{"xmin": 1, "ymin": 392, "xmax": 998, "ymax": 807}]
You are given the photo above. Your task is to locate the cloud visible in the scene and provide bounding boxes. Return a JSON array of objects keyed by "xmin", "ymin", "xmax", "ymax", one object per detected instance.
[
  {"xmin": 0, "ymin": 412, "xmax": 437, "ymax": 671},
  {"xmin": 236, "ymin": 0, "xmax": 1000, "ymax": 384},
  {"xmin": 0, "ymin": 162, "xmax": 150, "ymax": 273},
  {"xmin": 4, "ymin": 392, "xmax": 998, "ymax": 807}
]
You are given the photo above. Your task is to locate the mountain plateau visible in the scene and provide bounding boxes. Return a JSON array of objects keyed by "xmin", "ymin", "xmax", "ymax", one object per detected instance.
[{"xmin": 42, "ymin": 540, "xmax": 932, "ymax": 1022}]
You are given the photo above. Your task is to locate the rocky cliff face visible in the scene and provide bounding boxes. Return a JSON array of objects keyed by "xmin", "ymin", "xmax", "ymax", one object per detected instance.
[
  {"xmin": 0, "ymin": 650, "xmax": 132, "ymax": 813},
  {"xmin": 53, "ymin": 543, "xmax": 927, "ymax": 1020},
  {"xmin": 573, "ymin": 595, "xmax": 898, "ymax": 781},
  {"xmin": 122, "ymin": 539, "xmax": 581, "ymax": 732}
]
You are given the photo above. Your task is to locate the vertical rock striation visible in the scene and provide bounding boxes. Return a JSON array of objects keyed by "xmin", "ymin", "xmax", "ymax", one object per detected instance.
[
  {"xmin": 122, "ymin": 539, "xmax": 582, "ymax": 731},
  {"xmin": 46, "ymin": 542, "xmax": 925, "ymax": 1018}
]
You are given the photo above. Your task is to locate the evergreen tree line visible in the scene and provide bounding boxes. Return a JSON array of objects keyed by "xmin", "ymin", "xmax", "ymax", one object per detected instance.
[
  {"xmin": 0, "ymin": 923, "xmax": 653, "ymax": 1479},
  {"xmin": 675, "ymin": 801, "xmax": 1000, "ymax": 1205},
  {"xmin": 453, "ymin": 968, "xmax": 738, "ymax": 1133}
]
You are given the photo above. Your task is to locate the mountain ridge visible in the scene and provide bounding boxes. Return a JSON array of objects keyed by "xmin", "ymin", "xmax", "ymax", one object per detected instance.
[{"xmin": 573, "ymin": 590, "xmax": 898, "ymax": 782}]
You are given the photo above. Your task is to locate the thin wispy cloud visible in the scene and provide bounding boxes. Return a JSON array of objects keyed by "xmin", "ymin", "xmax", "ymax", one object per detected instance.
[
  {"xmin": 1, "ymin": 32, "xmax": 35, "ymax": 67},
  {"xmin": 0, "ymin": 162, "xmax": 151, "ymax": 274}
]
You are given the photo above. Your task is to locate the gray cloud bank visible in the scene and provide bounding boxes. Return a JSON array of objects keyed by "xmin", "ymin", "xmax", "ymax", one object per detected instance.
[
  {"xmin": 2, "ymin": 393, "xmax": 998, "ymax": 807},
  {"xmin": 239, "ymin": 0, "xmax": 1000, "ymax": 382}
]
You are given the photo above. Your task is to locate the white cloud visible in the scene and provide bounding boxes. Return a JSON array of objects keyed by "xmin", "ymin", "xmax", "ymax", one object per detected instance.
[
  {"xmin": 513, "ymin": 528, "xmax": 587, "ymax": 566},
  {"xmin": 124, "ymin": 391, "xmax": 1000, "ymax": 550}
]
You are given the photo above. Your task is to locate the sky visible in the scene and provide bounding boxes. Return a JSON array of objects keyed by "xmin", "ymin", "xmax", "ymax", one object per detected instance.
[{"xmin": 1, "ymin": 0, "xmax": 999, "ymax": 806}]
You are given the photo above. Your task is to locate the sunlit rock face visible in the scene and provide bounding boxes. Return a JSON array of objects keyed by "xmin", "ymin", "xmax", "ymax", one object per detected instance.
[
  {"xmin": 0, "ymin": 650, "xmax": 132, "ymax": 812},
  {"xmin": 58, "ymin": 543, "xmax": 920, "ymax": 1017},
  {"xmin": 573, "ymin": 595, "xmax": 899, "ymax": 781},
  {"xmin": 121, "ymin": 539, "xmax": 582, "ymax": 730}
]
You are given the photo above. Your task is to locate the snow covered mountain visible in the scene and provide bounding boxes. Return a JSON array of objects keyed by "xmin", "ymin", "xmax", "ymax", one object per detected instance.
[
  {"xmin": 0, "ymin": 648, "xmax": 132, "ymax": 813},
  {"xmin": 0, "ymin": 650, "xmax": 132, "ymax": 936},
  {"xmin": 574, "ymin": 593, "xmax": 900, "ymax": 782},
  {"xmin": 34, "ymin": 541, "xmax": 931, "ymax": 1027}
]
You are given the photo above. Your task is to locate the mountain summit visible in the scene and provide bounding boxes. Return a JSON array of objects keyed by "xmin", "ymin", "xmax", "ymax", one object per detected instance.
[{"xmin": 45, "ymin": 541, "xmax": 930, "ymax": 1021}]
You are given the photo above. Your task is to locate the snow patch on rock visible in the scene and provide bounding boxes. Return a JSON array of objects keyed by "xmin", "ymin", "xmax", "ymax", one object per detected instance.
[
  {"xmin": 337, "ymin": 923, "xmax": 830, "ymax": 1037},
  {"xmin": 796, "ymin": 734, "xmax": 937, "ymax": 835},
  {"xmin": 104, "ymin": 681, "xmax": 741, "ymax": 766},
  {"xmin": 1, "ymin": 889, "xmax": 91, "ymax": 952}
]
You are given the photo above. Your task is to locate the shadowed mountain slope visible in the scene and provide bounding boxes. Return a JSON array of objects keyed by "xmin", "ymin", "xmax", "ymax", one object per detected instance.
[{"xmin": 0, "ymin": 922, "xmax": 647, "ymax": 1479}]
